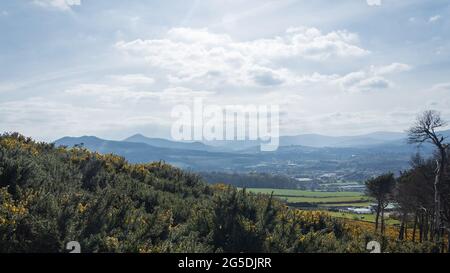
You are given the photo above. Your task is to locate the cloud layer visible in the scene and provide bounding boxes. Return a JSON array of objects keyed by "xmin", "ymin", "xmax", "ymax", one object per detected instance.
[
  {"xmin": 1, "ymin": 0, "xmax": 450, "ymax": 140},
  {"xmin": 116, "ymin": 27, "xmax": 369, "ymax": 87}
]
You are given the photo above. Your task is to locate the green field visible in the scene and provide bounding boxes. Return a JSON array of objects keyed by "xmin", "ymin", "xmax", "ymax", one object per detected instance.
[
  {"xmin": 280, "ymin": 196, "xmax": 369, "ymax": 204},
  {"xmin": 243, "ymin": 188, "xmax": 370, "ymax": 208},
  {"xmin": 328, "ymin": 211, "xmax": 400, "ymax": 225},
  {"xmin": 243, "ymin": 188, "xmax": 363, "ymax": 198},
  {"xmin": 243, "ymin": 188, "xmax": 398, "ymax": 225},
  {"xmin": 317, "ymin": 202, "xmax": 372, "ymax": 208}
]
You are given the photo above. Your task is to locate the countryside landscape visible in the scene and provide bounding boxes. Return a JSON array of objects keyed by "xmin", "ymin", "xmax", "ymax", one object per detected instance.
[
  {"xmin": 1, "ymin": 0, "xmax": 450, "ymax": 259},
  {"xmin": 1, "ymin": 110, "xmax": 449, "ymax": 253}
]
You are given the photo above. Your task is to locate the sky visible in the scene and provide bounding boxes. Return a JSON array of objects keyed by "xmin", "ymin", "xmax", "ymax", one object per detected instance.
[{"xmin": 1, "ymin": 0, "xmax": 450, "ymax": 141}]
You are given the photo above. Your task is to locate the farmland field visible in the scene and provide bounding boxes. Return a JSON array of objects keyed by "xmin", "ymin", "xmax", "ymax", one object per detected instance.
[
  {"xmin": 243, "ymin": 188, "xmax": 363, "ymax": 197},
  {"xmin": 243, "ymin": 188, "xmax": 402, "ymax": 226},
  {"xmin": 243, "ymin": 188, "xmax": 370, "ymax": 208},
  {"xmin": 327, "ymin": 211, "xmax": 400, "ymax": 225}
]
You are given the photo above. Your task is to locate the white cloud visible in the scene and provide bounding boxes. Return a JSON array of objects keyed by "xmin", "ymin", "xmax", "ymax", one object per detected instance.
[
  {"xmin": 336, "ymin": 71, "xmax": 388, "ymax": 92},
  {"xmin": 32, "ymin": 0, "xmax": 81, "ymax": 11},
  {"xmin": 429, "ymin": 15, "xmax": 442, "ymax": 23},
  {"xmin": 335, "ymin": 63, "xmax": 411, "ymax": 92},
  {"xmin": 116, "ymin": 27, "xmax": 369, "ymax": 87},
  {"xmin": 371, "ymin": 62, "xmax": 412, "ymax": 75},
  {"xmin": 366, "ymin": 0, "xmax": 381, "ymax": 7},
  {"xmin": 244, "ymin": 26, "xmax": 369, "ymax": 60},
  {"xmin": 357, "ymin": 76, "xmax": 390, "ymax": 90},
  {"xmin": 248, "ymin": 67, "xmax": 286, "ymax": 86}
]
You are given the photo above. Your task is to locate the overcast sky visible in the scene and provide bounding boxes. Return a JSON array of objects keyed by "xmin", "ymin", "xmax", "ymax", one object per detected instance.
[{"xmin": 1, "ymin": 0, "xmax": 450, "ymax": 141}]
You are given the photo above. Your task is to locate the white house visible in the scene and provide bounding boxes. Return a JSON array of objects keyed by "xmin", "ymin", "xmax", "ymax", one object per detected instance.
[{"xmin": 347, "ymin": 207, "xmax": 372, "ymax": 214}]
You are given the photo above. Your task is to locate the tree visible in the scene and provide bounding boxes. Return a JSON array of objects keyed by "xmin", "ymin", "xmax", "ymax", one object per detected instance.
[
  {"xmin": 396, "ymin": 155, "xmax": 435, "ymax": 242},
  {"xmin": 366, "ymin": 173, "xmax": 396, "ymax": 234},
  {"xmin": 408, "ymin": 110, "xmax": 449, "ymax": 241}
]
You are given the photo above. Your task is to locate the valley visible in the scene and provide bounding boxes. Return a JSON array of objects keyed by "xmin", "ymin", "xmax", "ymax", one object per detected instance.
[{"xmin": 54, "ymin": 131, "xmax": 443, "ymax": 191}]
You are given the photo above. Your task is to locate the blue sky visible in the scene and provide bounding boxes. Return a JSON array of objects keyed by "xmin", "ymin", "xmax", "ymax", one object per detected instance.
[{"xmin": 1, "ymin": 0, "xmax": 450, "ymax": 141}]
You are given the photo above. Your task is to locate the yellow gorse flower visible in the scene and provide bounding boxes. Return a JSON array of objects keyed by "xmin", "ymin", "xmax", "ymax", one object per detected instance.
[
  {"xmin": 0, "ymin": 187, "xmax": 29, "ymax": 227},
  {"xmin": 77, "ymin": 203, "xmax": 88, "ymax": 214}
]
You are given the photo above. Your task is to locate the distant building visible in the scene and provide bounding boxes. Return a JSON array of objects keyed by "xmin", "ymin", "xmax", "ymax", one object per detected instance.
[
  {"xmin": 340, "ymin": 185, "xmax": 366, "ymax": 191},
  {"xmin": 369, "ymin": 203, "xmax": 398, "ymax": 212},
  {"xmin": 295, "ymin": 177, "xmax": 312, "ymax": 182},
  {"xmin": 347, "ymin": 207, "xmax": 372, "ymax": 214}
]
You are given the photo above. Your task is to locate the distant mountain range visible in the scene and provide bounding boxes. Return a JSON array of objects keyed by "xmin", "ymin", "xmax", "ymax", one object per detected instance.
[
  {"xmin": 279, "ymin": 131, "xmax": 408, "ymax": 148},
  {"xmin": 54, "ymin": 130, "xmax": 448, "ymax": 181},
  {"xmin": 55, "ymin": 131, "xmax": 414, "ymax": 154},
  {"xmin": 124, "ymin": 134, "xmax": 210, "ymax": 151},
  {"xmin": 54, "ymin": 135, "xmax": 238, "ymax": 170}
]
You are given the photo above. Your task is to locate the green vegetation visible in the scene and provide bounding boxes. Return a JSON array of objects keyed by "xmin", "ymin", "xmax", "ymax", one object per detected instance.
[
  {"xmin": 243, "ymin": 188, "xmax": 363, "ymax": 197},
  {"xmin": 243, "ymin": 188, "xmax": 369, "ymax": 208},
  {"xmin": 0, "ymin": 133, "xmax": 441, "ymax": 253},
  {"xmin": 317, "ymin": 202, "xmax": 372, "ymax": 208},
  {"xmin": 282, "ymin": 196, "xmax": 368, "ymax": 204},
  {"xmin": 328, "ymin": 212, "xmax": 399, "ymax": 225},
  {"xmin": 245, "ymin": 188, "xmax": 399, "ymax": 226}
]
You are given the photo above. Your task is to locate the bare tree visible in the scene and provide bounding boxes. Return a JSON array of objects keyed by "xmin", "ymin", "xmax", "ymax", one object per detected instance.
[{"xmin": 408, "ymin": 110, "xmax": 449, "ymax": 241}]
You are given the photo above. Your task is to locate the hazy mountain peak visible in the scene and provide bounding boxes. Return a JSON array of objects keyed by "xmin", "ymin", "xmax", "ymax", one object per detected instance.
[
  {"xmin": 124, "ymin": 133, "xmax": 210, "ymax": 151},
  {"xmin": 127, "ymin": 133, "xmax": 147, "ymax": 138},
  {"xmin": 57, "ymin": 135, "xmax": 102, "ymax": 141}
]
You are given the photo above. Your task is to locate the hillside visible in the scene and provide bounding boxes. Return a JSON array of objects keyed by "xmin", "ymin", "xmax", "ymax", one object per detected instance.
[
  {"xmin": 54, "ymin": 135, "xmax": 244, "ymax": 170},
  {"xmin": 0, "ymin": 133, "xmax": 438, "ymax": 253}
]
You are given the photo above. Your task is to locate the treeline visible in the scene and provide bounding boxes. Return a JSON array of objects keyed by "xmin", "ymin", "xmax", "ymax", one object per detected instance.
[
  {"xmin": 397, "ymin": 154, "xmax": 450, "ymax": 244},
  {"xmin": 199, "ymin": 172, "xmax": 307, "ymax": 189},
  {"xmin": 0, "ymin": 133, "xmax": 438, "ymax": 253},
  {"xmin": 365, "ymin": 111, "xmax": 450, "ymax": 252},
  {"xmin": 366, "ymin": 156, "xmax": 450, "ymax": 252}
]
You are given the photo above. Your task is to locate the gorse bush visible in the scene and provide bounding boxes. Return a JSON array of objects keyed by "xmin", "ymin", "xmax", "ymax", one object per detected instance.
[{"xmin": 0, "ymin": 133, "xmax": 439, "ymax": 253}]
